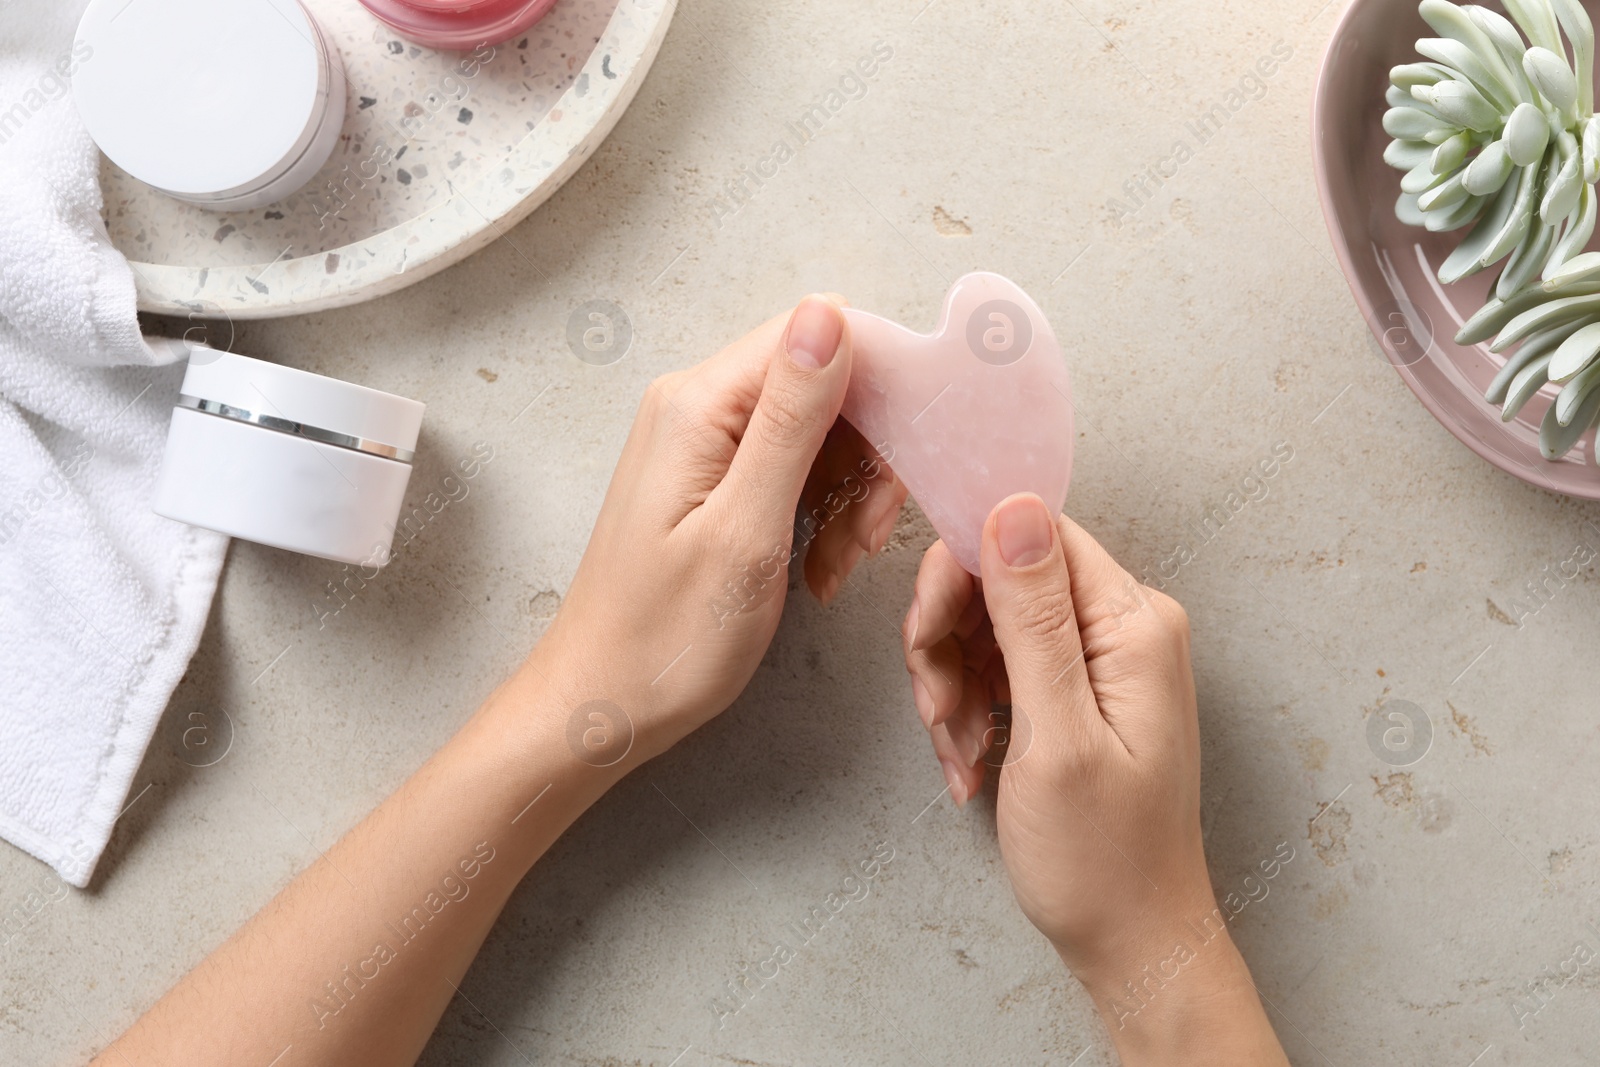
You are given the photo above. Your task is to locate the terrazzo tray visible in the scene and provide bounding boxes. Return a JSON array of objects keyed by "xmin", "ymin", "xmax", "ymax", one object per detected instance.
[{"xmin": 107, "ymin": 0, "xmax": 675, "ymax": 320}]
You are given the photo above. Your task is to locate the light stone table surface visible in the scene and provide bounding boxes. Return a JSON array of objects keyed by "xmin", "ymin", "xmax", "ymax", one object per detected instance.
[{"xmin": 7, "ymin": 2, "xmax": 1600, "ymax": 1064}]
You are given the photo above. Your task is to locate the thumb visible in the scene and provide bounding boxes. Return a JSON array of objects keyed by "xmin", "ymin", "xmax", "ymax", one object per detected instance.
[
  {"xmin": 978, "ymin": 493, "xmax": 1100, "ymax": 730},
  {"xmin": 721, "ymin": 295, "xmax": 853, "ymax": 523}
]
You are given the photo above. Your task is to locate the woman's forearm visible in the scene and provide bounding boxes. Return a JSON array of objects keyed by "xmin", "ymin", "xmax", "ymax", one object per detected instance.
[
  {"xmin": 93, "ymin": 660, "xmax": 627, "ymax": 1067},
  {"xmin": 89, "ymin": 297, "xmax": 877, "ymax": 1067},
  {"xmin": 1073, "ymin": 931, "xmax": 1291, "ymax": 1067}
]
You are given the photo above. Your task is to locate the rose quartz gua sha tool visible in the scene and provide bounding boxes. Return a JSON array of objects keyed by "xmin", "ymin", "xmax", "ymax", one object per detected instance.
[{"xmin": 840, "ymin": 272, "xmax": 1074, "ymax": 575}]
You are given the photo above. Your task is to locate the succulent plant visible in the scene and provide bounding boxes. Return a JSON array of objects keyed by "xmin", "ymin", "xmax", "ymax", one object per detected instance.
[{"xmin": 1384, "ymin": 0, "xmax": 1600, "ymax": 459}]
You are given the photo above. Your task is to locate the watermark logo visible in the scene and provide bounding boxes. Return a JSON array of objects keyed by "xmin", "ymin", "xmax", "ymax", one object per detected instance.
[
  {"xmin": 175, "ymin": 707, "xmax": 234, "ymax": 768},
  {"xmin": 707, "ymin": 41, "xmax": 895, "ymax": 228},
  {"xmin": 310, "ymin": 841, "xmax": 496, "ymax": 1030},
  {"xmin": 709, "ymin": 444, "xmax": 896, "ymax": 629},
  {"xmin": 566, "ymin": 699, "xmax": 634, "ymax": 767},
  {"xmin": 311, "ymin": 441, "xmax": 497, "ymax": 630},
  {"xmin": 178, "ymin": 299, "xmax": 235, "ymax": 366},
  {"xmin": 0, "ymin": 42, "xmax": 93, "ymax": 148},
  {"xmin": 1106, "ymin": 41, "xmax": 1295, "ymax": 225},
  {"xmin": 1106, "ymin": 840, "xmax": 1295, "ymax": 1029},
  {"xmin": 1138, "ymin": 441, "xmax": 1296, "ymax": 590},
  {"xmin": 982, "ymin": 703, "xmax": 1033, "ymax": 768},
  {"xmin": 566, "ymin": 299, "xmax": 632, "ymax": 366},
  {"xmin": 966, "ymin": 298, "xmax": 1032, "ymax": 366},
  {"xmin": 1366, "ymin": 699, "xmax": 1432, "ymax": 766},
  {"xmin": 1369, "ymin": 298, "xmax": 1435, "ymax": 369},
  {"xmin": 709, "ymin": 840, "xmax": 895, "ymax": 1030}
]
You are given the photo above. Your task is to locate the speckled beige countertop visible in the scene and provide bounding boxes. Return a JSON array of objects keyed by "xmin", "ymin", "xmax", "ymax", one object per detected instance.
[{"xmin": 6, "ymin": 1, "xmax": 1600, "ymax": 1064}]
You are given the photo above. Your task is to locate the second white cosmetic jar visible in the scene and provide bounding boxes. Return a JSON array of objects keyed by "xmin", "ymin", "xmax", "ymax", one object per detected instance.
[
  {"xmin": 73, "ymin": 0, "xmax": 347, "ymax": 211},
  {"xmin": 153, "ymin": 349, "xmax": 425, "ymax": 566}
]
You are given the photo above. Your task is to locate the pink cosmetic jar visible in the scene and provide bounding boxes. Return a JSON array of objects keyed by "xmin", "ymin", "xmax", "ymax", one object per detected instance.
[
  {"xmin": 153, "ymin": 349, "xmax": 425, "ymax": 566},
  {"xmin": 73, "ymin": 0, "xmax": 346, "ymax": 212},
  {"xmin": 356, "ymin": 0, "xmax": 561, "ymax": 50}
]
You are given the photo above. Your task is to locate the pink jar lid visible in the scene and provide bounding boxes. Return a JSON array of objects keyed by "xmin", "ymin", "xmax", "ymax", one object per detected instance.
[
  {"xmin": 358, "ymin": 0, "xmax": 560, "ymax": 50},
  {"xmin": 393, "ymin": 0, "xmax": 502, "ymax": 11}
]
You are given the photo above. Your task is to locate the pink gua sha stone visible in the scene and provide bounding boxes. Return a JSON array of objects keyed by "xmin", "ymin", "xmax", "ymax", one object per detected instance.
[{"xmin": 840, "ymin": 272, "xmax": 1074, "ymax": 575}]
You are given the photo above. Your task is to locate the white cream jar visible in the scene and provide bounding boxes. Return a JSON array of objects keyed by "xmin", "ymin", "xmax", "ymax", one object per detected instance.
[
  {"xmin": 153, "ymin": 349, "xmax": 425, "ymax": 566},
  {"xmin": 73, "ymin": 0, "xmax": 346, "ymax": 212}
]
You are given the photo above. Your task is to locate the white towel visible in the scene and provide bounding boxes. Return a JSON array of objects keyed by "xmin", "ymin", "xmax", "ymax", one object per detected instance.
[{"xmin": 0, "ymin": 1, "xmax": 228, "ymax": 886}]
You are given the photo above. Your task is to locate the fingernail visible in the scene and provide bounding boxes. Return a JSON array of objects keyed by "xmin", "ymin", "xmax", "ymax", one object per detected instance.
[
  {"xmin": 962, "ymin": 728, "xmax": 988, "ymax": 767},
  {"xmin": 785, "ymin": 296, "xmax": 843, "ymax": 369},
  {"xmin": 940, "ymin": 759, "xmax": 966, "ymax": 806},
  {"xmin": 868, "ymin": 504, "xmax": 897, "ymax": 556},
  {"xmin": 858, "ymin": 510, "xmax": 881, "ymax": 556},
  {"xmin": 903, "ymin": 596, "xmax": 920, "ymax": 650},
  {"xmin": 834, "ymin": 540, "xmax": 864, "ymax": 589},
  {"xmin": 996, "ymin": 494, "xmax": 1053, "ymax": 568},
  {"xmin": 911, "ymin": 674, "xmax": 934, "ymax": 729}
]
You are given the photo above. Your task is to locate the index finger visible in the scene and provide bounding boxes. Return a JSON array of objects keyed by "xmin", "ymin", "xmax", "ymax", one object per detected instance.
[
  {"xmin": 905, "ymin": 539, "xmax": 975, "ymax": 731},
  {"xmin": 906, "ymin": 539, "xmax": 975, "ymax": 654}
]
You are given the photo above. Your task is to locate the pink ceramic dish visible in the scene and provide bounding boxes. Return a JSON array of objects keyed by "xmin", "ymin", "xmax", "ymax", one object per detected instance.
[
  {"xmin": 1313, "ymin": 0, "xmax": 1600, "ymax": 499},
  {"xmin": 357, "ymin": 0, "xmax": 560, "ymax": 50}
]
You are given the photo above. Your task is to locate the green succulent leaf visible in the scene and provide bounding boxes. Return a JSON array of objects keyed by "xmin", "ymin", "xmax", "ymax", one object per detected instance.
[
  {"xmin": 1385, "ymin": 105, "xmax": 1452, "ymax": 139},
  {"xmin": 1417, "ymin": 39, "xmax": 1521, "ymax": 113},
  {"xmin": 1482, "ymin": 162, "xmax": 1544, "ymax": 271},
  {"xmin": 1540, "ymin": 135, "xmax": 1582, "ymax": 220},
  {"xmin": 1458, "ymin": 280, "xmax": 1559, "ymax": 344},
  {"xmin": 1540, "ymin": 381, "xmax": 1600, "ymax": 455},
  {"xmin": 1504, "ymin": 0, "xmax": 1563, "ymax": 56},
  {"xmin": 1486, "ymin": 315, "xmax": 1597, "ymax": 403},
  {"xmin": 1504, "ymin": 101, "xmax": 1551, "ymax": 164},
  {"xmin": 1555, "ymin": 354, "xmax": 1600, "ymax": 424},
  {"xmin": 1502, "ymin": 350, "xmax": 1555, "ymax": 418},
  {"xmin": 1469, "ymin": 6, "xmax": 1539, "ymax": 99},
  {"xmin": 1543, "ymin": 247, "xmax": 1600, "ymax": 288},
  {"xmin": 1549, "ymin": 182, "xmax": 1597, "ymax": 268},
  {"xmin": 1550, "ymin": 0, "xmax": 1594, "ymax": 114},
  {"xmin": 1391, "ymin": 61, "xmax": 1456, "ymax": 89},
  {"xmin": 1421, "ymin": 1, "xmax": 1527, "ymax": 105},
  {"xmin": 1437, "ymin": 130, "xmax": 1479, "ymax": 172},
  {"xmin": 1416, "ymin": 79, "xmax": 1506, "ymax": 130},
  {"xmin": 1463, "ymin": 139, "xmax": 1515, "ymax": 192},
  {"xmin": 1427, "ymin": 191, "xmax": 1488, "ymax": 230},
  {"xmin": 1385, "ymin": 138, "xmax": 1436, "ymax": 169},
  {"xmin": 1494, "ymin": 292, "xmax": 1600, "ymax": 350},
  {"xmin": 1525, "ymin": 46, "xmax": 1579, "ymax": 118},
  {"xmin": 1421, "ymin": 172, "xmax": 1473, "ymax": 210},
  {"xmin": 1442, "ymin": 166, "xmax": 1527, "ymax": 281},
  {"xmin": 1404, "ymin": 157, "xmax": 1452, "ymax": 193},
  {"xmin": 1499, "ymin": 218, "xmax": 1556, "ymax": 296},
  {"xmin": 1547, "ymin": 318, "xmax": 1600, "ymax": 380},
  {"xmin": 1397, "ymin": 191, "xmax": 1428, "ymax": 227}
]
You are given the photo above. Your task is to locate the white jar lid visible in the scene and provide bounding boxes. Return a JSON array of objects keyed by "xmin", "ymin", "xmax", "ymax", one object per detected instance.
[
  {"xmin": 180, "ymin": 349, "xmax": 425, "ymax": 460},
  {"xmin": 74, "ymin": 0, "xmax": 328, "ymax": 200}
]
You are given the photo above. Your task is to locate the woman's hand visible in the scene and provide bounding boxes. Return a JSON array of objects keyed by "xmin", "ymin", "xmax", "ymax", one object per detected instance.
[
  {"xmin": 902, "ymin": 494, "xmax": 1289, "ymax": 1065},
  {"xmin": 95, "ymin": 298, "xmax": 908, "ymax": 1067},
  {"xmin": 532, "ymin": 295, "xmax": 907, "ymax": 763}
]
